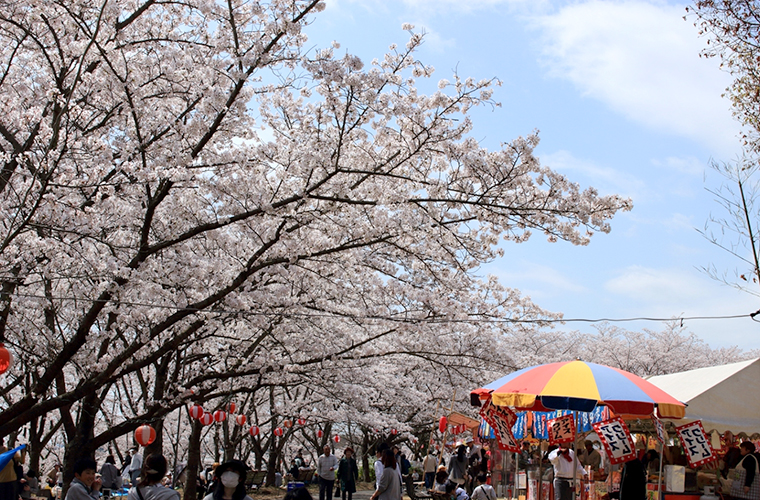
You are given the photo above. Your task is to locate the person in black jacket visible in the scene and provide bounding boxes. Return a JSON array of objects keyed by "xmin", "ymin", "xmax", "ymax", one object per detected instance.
[
  {"xmin": 337, "ymin": 448, "xmax": 358, "ymax": 500},
  {"xmin": 619, "ymin": 457, "xmax": 646, "ymax": 500}
]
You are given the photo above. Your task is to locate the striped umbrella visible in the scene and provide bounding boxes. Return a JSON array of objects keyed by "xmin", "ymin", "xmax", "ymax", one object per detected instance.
[{"xmin": 471, "ymin": 360, "xmax": 685, "ymax": 418}]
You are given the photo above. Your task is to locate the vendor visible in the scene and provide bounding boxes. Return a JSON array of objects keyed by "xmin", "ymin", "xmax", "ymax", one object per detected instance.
[
  {"xmin": 548, "ymin": 444, "xmax": 587, "ymax": 500},
  {"xmin": 729, "ymin": 442, "xmax": 760, "ymax": 500},
  {"xmin": 578, "ymin": 441, "xmax": 601, "ymax": 472}
]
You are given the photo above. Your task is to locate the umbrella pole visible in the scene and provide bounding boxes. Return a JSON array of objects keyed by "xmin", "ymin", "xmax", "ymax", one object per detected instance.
[
  {"xmin": 572, "ymin": 411, "xmax": 578, "ymax": 500},
  {"xmin": 657, "ymin": 440, "xmax": 664, "ymax": 500},
  {"xmin": 515, "ymin": 451, "xmax": 519, "ymax": 500}
]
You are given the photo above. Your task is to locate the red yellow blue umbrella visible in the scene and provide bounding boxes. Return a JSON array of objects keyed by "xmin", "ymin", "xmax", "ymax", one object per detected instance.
[{"xmin": 471, "ymin": 360, "xmax": 685, "ymax": 418}]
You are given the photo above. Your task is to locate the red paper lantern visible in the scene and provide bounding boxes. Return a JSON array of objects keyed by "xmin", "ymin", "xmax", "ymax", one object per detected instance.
[
  {"xmin": 213, "ymin": 410, "xmax": 227, "ymax": 423},
  {"xmin": 189, "ymin": 405, "xmax": 204, "ymax": 420},
  {"xmin": 227, "ymin": 402, "xmax": 237, "ymax": 413},
  {"xmin": 333, "ymin": 435, "xmax": 341, "ymax": 443},
  {"xmin": 297, "ymin": 418, "xmax": 306, "ymax": 425},
  {"xmin": 199, "ymin": 412, "xmax": 214, "ymax": 426},
  {"xmin": 438, "ymin": 416, "xmax": 447, "ymax": 433},
  {"xmin": 391, "ymin": 429, "xmax": 398, "ymax": 435},
  {"xmin": 0, "ymin": 344, "xmax": 12, "ymax": 375},
  {"xmin": 235, "ymin": 414, "xmax": 247, "ymax": 426},
  {"xmin": 273, "ymin": 427, "xmax": 284, "ymax": 437},
  {"xmin": 317, "ymin": 429, "xmax": 324, "ymax": 438},
  {"xmin": 134, "ymin": 425, "xmax": 156, "ymax": 446},
  {"xmin": 283, "ymin": 420, "xmax": 292, "ymax": 428},
  {"xmin": 249, "ymin": 426, "xmax": 260, "ymax": 437}
]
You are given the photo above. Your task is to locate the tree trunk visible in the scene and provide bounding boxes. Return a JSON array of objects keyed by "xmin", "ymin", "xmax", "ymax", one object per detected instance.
[{"xmin": 183, "ymin": 419, "xmax": 203, "ymax": 500}]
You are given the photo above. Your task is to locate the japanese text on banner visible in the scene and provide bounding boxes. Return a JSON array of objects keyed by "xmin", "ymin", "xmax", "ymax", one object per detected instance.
[
  {"xmin": 676, "ymin": 421, "xmax": 716, "ymax": 468},
  {"xmin": 548, "ymin": 414, "xmax": 576, "ymax": 445},
  {"xmin": 480, "ymin": 399, "xmax": 520, "ymax": 452},
  {"xmin": 592, "ymin": 417, "xmax": 636, "ymax": 465}
]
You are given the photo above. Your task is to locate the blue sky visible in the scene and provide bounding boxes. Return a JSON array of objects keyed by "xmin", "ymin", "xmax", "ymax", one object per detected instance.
[{"xmin": 301, "ymin": 0, "xmax": 760, "ymax": 350}]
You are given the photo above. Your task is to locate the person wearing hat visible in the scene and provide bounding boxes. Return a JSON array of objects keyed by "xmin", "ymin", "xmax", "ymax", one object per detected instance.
[
  {"xmin": 337, "ymin": 448, "xmax": 358, "ymax": 500},
  {"xmin": 203, "ymin": 460, "xmax": 251, "ymax": 500}
]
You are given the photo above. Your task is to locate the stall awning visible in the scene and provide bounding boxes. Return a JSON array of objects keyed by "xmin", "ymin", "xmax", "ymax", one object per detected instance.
[{"xmin": 647, "ymin": 358, "xmax": 760, "ymax": 435}]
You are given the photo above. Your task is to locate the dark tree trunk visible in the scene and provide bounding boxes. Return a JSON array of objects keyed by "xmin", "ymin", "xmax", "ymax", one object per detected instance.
[{"xmin": 183, "ymin": 418, "xmax": 203, "ymax": 500}]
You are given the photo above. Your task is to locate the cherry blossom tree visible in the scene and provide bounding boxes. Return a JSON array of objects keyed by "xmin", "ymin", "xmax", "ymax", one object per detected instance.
[{"xmin": 0, "ymin": 0, "xmax": 634, "ymax": 488}]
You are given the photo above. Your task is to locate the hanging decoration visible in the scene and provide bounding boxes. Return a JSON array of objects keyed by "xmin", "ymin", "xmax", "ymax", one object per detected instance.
[
  {"xmin": 249, "ymin": 426, "xmax": 260, "ymax": 437},
  {"xmin": 438, "ymin": 416, "xmax": 447, "ymax": 433},
  {"xmin": 134, "ymin": 425, "xmax": 156, "ymax": 446},
  {"xmin": 317, "ymin": 429, "xmax": 324, "ymax": 438},
  {"xmin": 273, "ymin": 427, "xmax": 284, "ymax": 437},
  {"xmin": 479, "ymin": 397, "xmax": 519, "ymax": 453},
  {"xmin": 235, "ymin": 414, "xmax": 247, "ymax": 426},
  {"xmin": 189, "ymin": 405, "xmax": 204, "ymax": 420},
  {"xmin": 199, "ymin": 413, "xmax": 214, "ymax": 426},
  {"xmin": 297, "ymin": 418, "xmax": 306, "ymax": 426},
  {"xmin": 213, "ymin": 410, "xmax": 227, "ymax": 423},
  {"xmin": 0, "ymin": 344, "xmax": 13, "ymax": 375},
  {"xmin": 592, "ymin": 417, "xmax": 636, "ymax": 465},
  {"xmin": 676, "ymin": 420, "xmax": 717, "ymax": 468},
  {"xmin": 391, "ymin": 429, "xmax": 398, "ymax": 435},
  {"xmin": 283, "ymin": 420, "xmax": 292, "ymax": 428},
  {"xmin": 227, "ymin": 402, "xmax": 237, "ymax": 413},
  {"xmin": 654, "ymin": 416, "xmax": 666, "ymax": 444},
  {"xmin": 333, "ymin": 435, "xmax": 341, "ymax": 443},
  {"xmin": 547, "ymin": 414, "xmax": 576, "ymax": 445}
]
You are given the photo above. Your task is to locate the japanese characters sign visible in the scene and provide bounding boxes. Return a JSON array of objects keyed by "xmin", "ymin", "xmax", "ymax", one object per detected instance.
[
  {"xmin": 653, "ymin": 417, "xmax": 666, "ymax": 445},
  {"xmin": 480, "ymin": 398, "xmax": 520, "ymax": 452},
  {"xmin": 548, "ymin": 414, "xmax": 576, "ymax": 445},
  {"xmin": 592, "ymin": 417, "xmax": 636, "ymax": 465},
  {"xmin": 676, "ymin": 420, "xmax": 716, "ymax": 468}
]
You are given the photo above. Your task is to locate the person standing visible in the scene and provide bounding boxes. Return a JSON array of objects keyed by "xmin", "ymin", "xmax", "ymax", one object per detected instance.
[
  {"xmin": 548, "ymin": 443, "xmax": 586, "ymax": 500},
  {"xmin": 65, "ymin": 457, "xmax": 102, "ymax": 500},
  {"xmin": 374, "ymin": 444, "xmax": 390, "ymax": 490},
  {"xmin": 730, "ymin": 442, "xmax": 760, "ymax": 500},
  {"xmin": 448, "ymin": 445, "xmax": 468, "ymax": 486},
  {"xmin": 337, "ymin": 447, "xmax": 358, "ymax": 500},
  {"xmin": 578, "ymin": 441, "xmax": 602, "ymax": 472},
  {"xmin": 317, "ymin": 445, "xmax": 338, "ymax": 500},
  {"xmin": 470, "ymin": 474, "xmax": 496, "ymax": 500},
  {"xmin": 618, "ymin": 457, "xmax": 646, "ymax": 500},
  {"xmin": 128, "ymin": 447, "xmax": 143, "ymax": 486},
  {"xmin": 369, "ymin": 450, "xmax": 402, "ymax": 500},
  {"xmin": 422, "ymin": 451, "xmax": 437, "ymax": 489}
]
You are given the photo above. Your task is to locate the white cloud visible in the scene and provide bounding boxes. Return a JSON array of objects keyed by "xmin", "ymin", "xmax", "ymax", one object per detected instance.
[
  {"xmin": 540, "ymin": 149, "xmax": 646, "ymax": 198},
  {"xmin": 534, "ymin": 1, "xmax": 742, "ymax": 156},
  {"xmin": 652, "ymin": 155, "xmax": 706, "ymax": 177},
  {"xmin": 485, "ymin": 259, "xmax": 587, "ymax": 298}
]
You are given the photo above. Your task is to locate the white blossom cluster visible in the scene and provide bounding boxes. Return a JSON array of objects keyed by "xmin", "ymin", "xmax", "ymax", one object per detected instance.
[{"xmin": 0, "ymin": 0, "xmax": 639, "ymax": 473}]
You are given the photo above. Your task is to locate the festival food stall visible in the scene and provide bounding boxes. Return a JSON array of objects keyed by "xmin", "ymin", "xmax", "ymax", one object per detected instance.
[{"xmin": 471, "ymin": 360, "xmax": 687, "ymax": 500}]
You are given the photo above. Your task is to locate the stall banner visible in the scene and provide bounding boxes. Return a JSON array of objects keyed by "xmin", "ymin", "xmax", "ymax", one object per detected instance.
[
  {"xmin": 654, "ymin": 416, "xmax": 666, "ymax": 444},
  {"xmin": 675, "ymin": 420, "xmax": 716, "ymax": 468},
  {"xmin": 479, "ymin": 398, "xmax": 520, "ymax": 452},
  {"xmin": 548, "ymin": 414, "xmax": 576, "ymax": 445},
  {"xmin": 592, "ymin": 417, "xmax": 636, "ymax": 465},
  {"xmin": 512, "ymin": 412, "xmax": 528, "ymax": 440}
]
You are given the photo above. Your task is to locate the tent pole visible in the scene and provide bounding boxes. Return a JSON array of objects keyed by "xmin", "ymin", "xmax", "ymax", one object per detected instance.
[{"xmin": 438, "ymin": 391, "xmax": 457, "ymax": 467}]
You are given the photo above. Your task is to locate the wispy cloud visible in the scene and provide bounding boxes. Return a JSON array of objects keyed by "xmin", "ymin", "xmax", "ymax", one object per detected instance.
[
  {"xmin": 533, "ymin": 1, "xmax": 742, "ymax": 156},
  {"xmin": 540, "ymin": 149, "xmax": 646, "ymax": 199}
]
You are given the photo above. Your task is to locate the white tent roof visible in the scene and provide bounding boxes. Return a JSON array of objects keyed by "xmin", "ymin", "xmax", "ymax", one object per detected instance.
[{"xmin": 647, "ymin": 358, "xmax": 760, "ymax": 435}]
